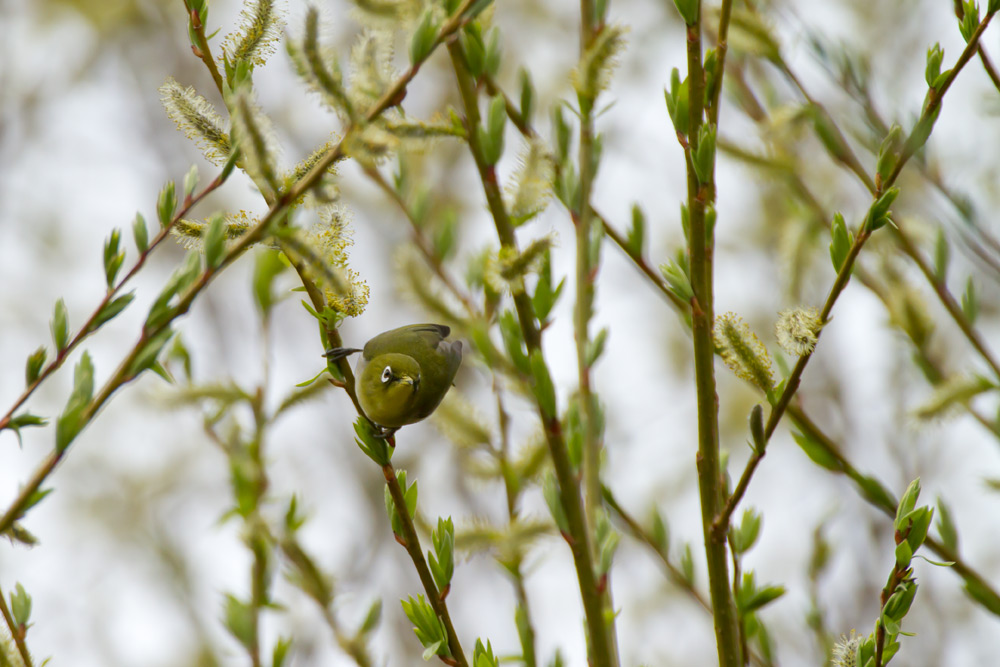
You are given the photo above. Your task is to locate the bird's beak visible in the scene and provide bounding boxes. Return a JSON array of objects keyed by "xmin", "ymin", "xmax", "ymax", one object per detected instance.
[{"xmin": 400, "ymin": 375, "xmax": 420, "ymax": 391}]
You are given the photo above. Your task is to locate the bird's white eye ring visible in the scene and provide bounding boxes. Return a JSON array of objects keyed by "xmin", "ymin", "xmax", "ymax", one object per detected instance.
[{"xmin": 381, "ymin": 366, "xmax": 392, "ymax": 383}]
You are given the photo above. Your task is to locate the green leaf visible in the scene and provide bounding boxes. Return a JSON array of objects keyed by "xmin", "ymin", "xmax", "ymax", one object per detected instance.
[
  {"xmin": 55, "ymin": 351, "xmax": 95, "ymax": 452},
  {"xmin": 203, "ymin": 213, "xmax": 227, "ymax": 269},
  {"xmin": 401, "ymin": 595, "xmax": 449, "ymax": 657},
  {"xmin": 91, "ymin": 292, "xmax": 136, "ymax": 332},
  {"xmin": 473, "ymin": 638, "xmax": 500, "ymax": 667},
  {"xmin": 51, "ymin": 299, "xmax": 70, "ymax": 352},
  {"xmin": 103, "ymin": 227, "xmax": 125, "ymax": 288},
  {"xmin": 5, "ymin": 412, "xmax": 48, "ymax": 447},
  {"xmin": 253, "ymin": 249, "xmax": 286, "ymax": 315},
  {"xmin": 649, "ymin": 508, "xmax": 669, "ymax": 553},
  {"xmin": 660, "ymin": 254, "xmax": 693, "ymax": 302},
  {"xmin": 531, "ymin": 250, "xmax": 564, "ymax": 323},
  {"xmin": 894, "ymin": 540, "xmax": 913, "ymax": 569},
  {"xmin": 518, "ymin": 68, "xmax": 535, "ymax": 123},
  {"xmin": 499, "ymin": 310, "xmax": 531, "ymax": 375},
  {"xmin": 585, "ymin": 327, "xmax": 609, "ymax": 367},
  {"xmin": 359, "ymin": 599, "xmax": 382, "ymax": 635},
  {"xmin": 222, "ymin": 594, "xmax": 254, "ymax": 650},
  {"xmin": 933, "ymin": 228, "xmax": 950, "ymax": 283},
  {"xmin": 875, "ymin": 125, "xmax": 902, "ymax": 184},
  {"xmin": 829, "ymin": 212, "xmax": 852, "ymax": 272},
  {"xmin": 25, "ymin": 346, "xmax": 47, "ymax": 386},
  {"xmin": 936, "ymin": 495, "xmax": 959, "ymax": 552},
  {"xmin": 960, "ymin": 1, "xmax": 980, "ymax": 41},
  {"xmin": 965, "ymin": 577, "xmax": 1000, "ymax": 617},
  {"xmin": 542, "ymin": 473, "xmax": 569, "ymax": 534},
  {"xmin": 128, "ymin": 327, "xmax": 174, "ymax": 379},
  {"xmin": 595, "ymin": 512, "xmax": 620, "ymax": 575},
  {"xmin": 133, "ymin": 212, "xmax": 149, "ymax": 253},
  {"xmin": 355, "ymin": 417, "xmax": 392, "ymax": 466},
  {"xmin": 732, "ymin": 508, "xmax": 762, "ymax": 554},
  {"xmin": 409, "ymin": 8, "xmax": 440, "ymax": 66},
  {"xmin": 423, "ymin": 641, "xmax": 445, "ymax": 661},
  {"xmin": 664, "ymin": 69, "xmax": 690, "ymax": 136},
  {"xmin": 961, "ymin": 276, "xmax": 978, "ymax": 324},
  {"xmin": 157, "ymin": 180, "xmax": 177, "ymax": 228},
  {"xmin": 692, "ymin": 123, "xmax": 716, "ymax": 184},
  {"xmin": 855, "ymin": 474, "xmax": 897, "ymax": 511},
  {"xmin": 459, "ymin": 25, "xmax": 486, "ymax": 78},
  {"xmin": 925, "ymin": 43, "xmax": 944, "ymax": 87},
  {"xmin": 749, "ymin": 404, "xmax": 765, "ymax": 454},
  {"xmin": 627, "ymin": 204, "xmax": 645, "ymax": 257},
  {"xmin": 10, "ymin": 583, "xmax": 31, "ymax": 627},
  {"xmin": 792, "ymin": 430, "xmax": 842, "ymax": 472},
  {"xmin": 145, "ymin": 251, "xmax": 202, "ymax": 331},
  {"xmin": 680, "ymin": 543, "xmax": 695, "ymax": 585},
  {"xmin": 428, "ymin": 517, "xmax": 455, "ymax": 592},
  {"xmin": 272, "ymin": 636, "xmax": 292, "ymax": 667},
  {"xmin": 529, "ymin": 349, "xmax": 556, "ymax": 419},
  {"xmin": 902, "ymin": 505, "xmax": 934, "ymax": 553},
  {"xmin": 183, "ymin": 164, "xmax": 199, "ymax": 200},
  {"xmin": 883, "ymin": 580, "xmax": 918, "ymax": 622},
  {"xmin": 671, "ymin": 0, "xmax": 698, "ymax": 25},
  {"xmin": 479, "ymin": 94, "xmax": 507, "ymax": 165},
  {"xmin": 484, "ymin": 28, "xmax": 502, "ymax": 78},
  {"xmin": 894, "ymin": 478, "xmax": 921, "ymax": 530},
  {"xmin": 865, "ymin": 187, "xmax": 900, "ymax": 232}
]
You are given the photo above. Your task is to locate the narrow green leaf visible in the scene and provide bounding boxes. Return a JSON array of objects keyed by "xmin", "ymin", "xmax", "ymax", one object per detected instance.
[
  {"xmin": 222, "ymin": 594, "xmax": 254, "ymax": 650},
  {"xmin": 128, "ymin": 327, "xmax": 174, "ymax": 379},
  {"xmin": 409, "ymin": 9, "xmax": 440, "ymax": 66},
  {"xmin": 203, "ymin": 213, "xmax": 227, "ymax": 269},
  {"xmin": 272, "ymin": 636, "xmax": 292, "ymax": 667},
  {"xmin": 91, "ymin": 292, "xmax": 136, "ymax": 332},
  {"xmin": 25, "ymin": 346, "xmax": 47, "ymax": 386},
  {"xmin": 936, "ymin": 495, "xmax": 959, "ymax": 552},
  {"xmin": 157, "ymin": 180, "xmax": 177, "ymax": 227},
  {"xmin": 10, "ymin": 584, "xmax": 31, "ymax": 627},
  {"xmin": 529, "ymin": 349, "xmax": 556, "ymax": 419},
  {"xmin": 627, "ymin": 204, "xmax": 645, "ymax": 257},
  {"xmin": 961, "ymin": 276, "xmax": 978, "ymax": 324},
  {"xmin": 894, "ymin": 478, "xmax": 921, "ymax": 529},
  {"xmin": 51, "ymin": 299, "xmax": 69, "ymax": 352},
  {"xmin": 360, "ymin": 599, "xmax": 382, "ymax": 635},
  {"xmin": 133, "ymin": 213, "xmax": 149, "ymax": 253},
  {"xmin": 792, "ymin": 430, "xmax": 843, "ymax": 472},
  {"xmin": 183, "ymin": 164, "xmax": 200, "ymax": 200},
  {"xmin": 518, "ymin": 68, "xmax": 534, "ymax": 123},
  {"xmin": 55, "ymin": 351, "xmax": 95, "ymax": 452}
]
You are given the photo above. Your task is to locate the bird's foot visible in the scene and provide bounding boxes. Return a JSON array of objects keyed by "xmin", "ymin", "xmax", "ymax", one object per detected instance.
[{"xmin": 372, "ymin": 424, "xmax": 398, "ymax": 444}]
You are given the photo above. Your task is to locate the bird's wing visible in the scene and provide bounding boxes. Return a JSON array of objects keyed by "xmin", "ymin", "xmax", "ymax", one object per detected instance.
[{"xmin": 363, "ymin": 324, "xmax": 451, "ymax": 359}]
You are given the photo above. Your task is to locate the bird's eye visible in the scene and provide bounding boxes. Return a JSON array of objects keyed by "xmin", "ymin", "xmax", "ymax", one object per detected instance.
[{"xmin": 381, "ymin": 366, "xmax": 392, "ymax": 383}]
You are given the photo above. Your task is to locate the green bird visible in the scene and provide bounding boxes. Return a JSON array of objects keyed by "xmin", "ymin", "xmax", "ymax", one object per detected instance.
[{"xmin": 327, "ymin": 324, "xmax": 462, "ymax": 432}]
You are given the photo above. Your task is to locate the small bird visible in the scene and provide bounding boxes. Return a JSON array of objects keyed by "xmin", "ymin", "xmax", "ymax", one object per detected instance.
[{"xmin": 327, "ymin": 324, "xmax": 462, "ymax": 433}]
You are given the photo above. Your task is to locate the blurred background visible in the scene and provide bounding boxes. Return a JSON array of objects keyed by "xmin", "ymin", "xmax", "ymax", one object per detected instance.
[{"xmin": 3, "ymin": 0, "xmax": 1000, "ymax": 664}]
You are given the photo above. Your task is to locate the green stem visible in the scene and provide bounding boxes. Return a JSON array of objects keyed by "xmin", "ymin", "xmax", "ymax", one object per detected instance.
[
  {"xmin": 576, "ymin": 0, "xmax": 600, "ymax": 569},
  {"xmin": 382, "ymin": 464, "xmax": 468, "ymax": 667},
  {"xmin": 447, "ymin": 41, "xmax": 616, "ymax": 667},
  {"xmin": 682, "ymin": 4, "xmax": 742, "ymax": 664}
]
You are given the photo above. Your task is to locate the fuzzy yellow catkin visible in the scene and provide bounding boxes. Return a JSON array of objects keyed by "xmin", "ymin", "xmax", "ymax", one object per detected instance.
[
  {"xmin": 714, "ymin": 312, "xmax": 774, "ymax": 392},
  {"xmin": 831, "ymin": 630, "xmax": 863, "ymax": 667},
  {"xmin": 775, "ymin": 307, "xmax": 823, "ymax": 356}
]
